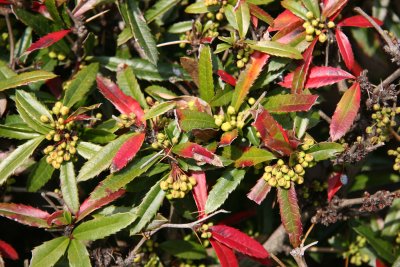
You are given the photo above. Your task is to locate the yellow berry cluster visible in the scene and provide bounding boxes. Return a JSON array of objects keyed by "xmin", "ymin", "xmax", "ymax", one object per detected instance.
[
  {"xmin": 160, "ymin": 172, "xmax": 197, "ymax": 199},
  {"xmin": 236, "ymin": 46, "xmax": 254, "ymax": 68},
  {"xmin": 49, "ymin": 51, "xmax": 67, "ymax": 61},
  {"xmin": 179, "ymin": 261, "xmax": 206, "ymax": 267},
  {"xmin": 151, "ymin": 133, "xmax": 178, "ymax": 149},
  {"xmin": 343, "ymin": 236, "xmax": 370, "ymax": 266},
  {"xmin": 302, "ymin": 11, "xmax": 335, "ymax": 43},
  {"xmin": 263, "ymin": 159, "xmax": 306, "ymax": 189},
  {"xmin": 204, "ymin": 0, "xmax": 227, "ymax": 7},
  {"xmin": 387, "ymin": 147, "xmax": 400, "ymax": 171},
  {"xmin": 365, "ymin": 104, "xmax": 400, "ymax": 144},
  {"xmin": 198, "ymin": 222, "xmax": 213, "ymax": 240},
  {"xmin": 41, "ymin": 102, "xmax": 78, "ymax": 169},
  {"xmin": 116, "ymin": 112, "xmax": 137, "ymax": 128},
  {"xmin": 214, "ymin": 104, "xmax": 251, "ymax": 132}
]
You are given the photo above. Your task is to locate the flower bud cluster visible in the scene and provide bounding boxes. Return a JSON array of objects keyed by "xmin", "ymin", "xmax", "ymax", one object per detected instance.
[
  {"xmin": 214, "ymin": 104, "xmax": 252, "ymax": 132},
  {"xmin": 235, "ymin": 46, "xmax": 254, "ymax": 69},
  {"xmin": 302, "ymin": 11, "xmax": 335, "ymax": 43},
  {"xmin": 198, "ymin": 223, "xmax": 213, "ymax": 240},
  {"xmin": 365, "ymin": 104, "xmax": 400, "ymax": 144},
  {"xmin": 161, "ymin": 172, "xmax": 197, "ymax": 200},
  {"xmin": 343, "ymin": 236, "xmax": 370, "ymax": 266},
  {"xmin": 116, "ymin": 112, "xmax": 137, "ymax": 128},
  {"xmin": 49, "ymin": 51, "xmax": 67, "ymax": 61},
  {"xmin": 151, "ymin": 133, "xmax": 178, "ymax": 149}
]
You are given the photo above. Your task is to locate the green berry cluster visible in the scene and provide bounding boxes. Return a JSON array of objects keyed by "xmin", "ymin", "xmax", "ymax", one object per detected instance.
[
  {"xmin": 41, "ymin": 102, "xmax": 79, "ymax": 169},
  {"xmin": 235, "ymin": 45, "xmax": 254, "ymax": 68},
  {"xmin": 396, "ymin": 231, "xmax": 400, "ymax": 244},
  {"xmin": 179, "ymin": 261, "xmax": 206, "ymax": 267},
  {"xmin": 387, "ymin": 147, "xmax": 400, "ymax": 171},
  {"xmin": 302, "ymin": 11, "xmax": 335, "ymax": 43},
  {"xmin": 151, "ymin": 133, "xmax": 178, "ymax": 149},
  {"xmin": 343, "ymin": 236, "xmax": 370, "ymax": 266},
  {"xmin": 214, "ymin": 103, "xmax": 253, "ymax": 132},
  {"xmin": 198, "ymin": 223, "xmax": 213, "ymax": 240},
  {"xmin": 49, "ymin": 51, "xmax": 67, "ymax": 61},
  {"xmin": 116, "ymin": 112, "xmax": 137, "ymax": 128},
  {"xmin": 262, "ymin": 159, "xmax": 308, "ymax": 189},
  {"xmin": 365, "ymin": 104, "xmax": 400, "ymax": 144},
  {"xmin": 161, "ymin": 172, "xmax": 197, "ymax": 199}
]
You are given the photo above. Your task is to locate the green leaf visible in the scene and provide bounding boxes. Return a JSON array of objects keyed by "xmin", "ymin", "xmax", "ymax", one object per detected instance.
[
  {"xmin": 144, "ymin": 101, "xmax": 176, "ymax": 120},
  {"xmin": 0, "ymin": 136, "xmax": 44, "ymax": 185},
  {"xmin": 27, "ymin": 156, "xmax": 55, "ymax": 192},
  {"xmin": 178, "ymin": 109, "xmax": 218, "ymax": 131},
  {"xmin": 30, "ymin": 236, "xmax": 70, "ymax": 267},
  {"xmin": 67, "ymin": 239, "xmax": 91, "ymax": 267},
  {"xmin": 120, "ymin": 0, "xmax": 159, "ymax": 65},
  {"xmin": 352, "ymin": 222, "xmax": 396, "ymax": 263},
  {"xmin": 236, "ymin": 1, "xmax": 250, "ymax": 39},
  {"xmin": 73, "ymin": 212, "xmax": 136, "ymax": 241},
  {"xmin": 77, "ymin": 133, "xmax": 135, "ymax": 182},
  {"xmin": 198, "ymin": 45, "xmax": 214, "ymax": 102},
  {"xmin": 225, "ymin": 5, "xmax": 238, "ymax": 31},
  {"xmin": 247, "ymin": 40, "xmax": 302, "ymax": 59},
  {"xmin": 130, "ymin": 179, "xmax": 166, "ymax": 235},
  {"xmin": 0, "ymin": 70, "xmax": 56, "ymax": 92},
  {"xmin": 382, "ymin": 199, "xmax": 400, "ymax": 237},
  {"xmin": 160, "ymin": 240, "xmax": 206, "ymax": 260},
  {"xmin": 205, "ymin": 169, "xmax": 246, "ymax": 214},
  {"xmin": 117, "ymin": 27, "xmax": 133, "ymax": 46},
  {"xmin": 117, "ymin": 66, "xmax": 148, "ymax": 109},
  {"xmin": 76, "ymin": 141, "xmax": 102, "ymax": 160},
  {"xmin": 301, "ymin": 0, "xmax": 320, "ymax": 18},
  {"xmin": 144, "ymin": 0, "xmax": 180, "ymax": 22},
  {"xmin": 281, "ymin": 0, "xmax": 308, "ymax": 20},
  {"xmin": 146, "ymin": 85, "xmax": 177, "ymax": 100},
  {"xmin": 63, "ymin": 63, "xmax": 99, "ymax": 108},
  {"xmin": 0, "ymin": 60, "xmax": 16, "ymax": 79},
  {"xmin": 167, "ymin": 21, "xmax": 193, "ymax": 33},
  {"xmin": 15, "ymin": 90, "xmax": 53, "ymax": 134},
  {"xmin": 307, "ymin": 142, "xmax": 344, "ymax": 162},
  {"xmin": 235, "ymin": 147, "xmax": 276, "ymax": 167},
  {"xmin": 0, "ymin": 125, "xmax": 41, "ymax": 140},
  {"xmin": 81, "ymin": 128, "xmax": 116, "ymax": 144},
  {"xmin": 45, "ymin": 0, "xmax": 64, "ymax": 26},
  {"xmin": 185, "ymin": 1, "xmax": 219, "ymax": 14},
  {"xmin": 60, "ymin": 162, "xmax": 79, "ymax": 214}
]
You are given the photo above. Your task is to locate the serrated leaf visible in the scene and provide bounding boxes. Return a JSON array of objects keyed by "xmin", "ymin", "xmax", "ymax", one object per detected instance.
[
  {"xmin": 168, "ymin": 21, "xmax": 193, "ymax": 33},
  {"xmin": 177, "ymin": 109, "xmax": 217, "ymax": 131},
  {"xmin": 117, "ymin": 66, "xmax": 148, "ymax": 109},
  {"xmin": 247, "ymin": 40, "xmax": 302, "ymax": 59},
  {"xmin": 249, "ymin": 4, "xmax": 273, "ymax": 25},
  {"xmin": 235, "ymin": 147, "xmax": 276, "ymax": 168},
  {"xmin": 335, "ymin": 28, "xmax": 355, "ymax": 73},
  {"xmin": 277, "ymin": 185, "xmax": 303, "ymax": 248},
  {"xmin": 247, "ymin": 177, "xmax": 272, "ymax": 204},
  {"xmin": 144, "ymin": 0, "xmax": 180, "ymax": 23},
  {"xmin": 172, "ymin": 142, "xmax": 223, "ymax": 166},
  {"xmin": 0, "ymin": 203, "xmax": 50, "ymax": 228},
  {"xmin": 205, "ymin": 169, "xmax": 245, "ymax": 214},
  {"xmin": 210, "ymin": 239, "xmax": 238, "ymax": 267},
  {"xmin": 338, "ymin": 15, "xmax": 383, "ymax": 28},
  {"xmin": 30, "ymin": 236, "xmax": 69, "ymax": 267},
  {"xmin": 27, "ymin": 156, "xmax": 55, "ymax": 192},
  {"xmin": 291, "ymin": 39, "xmax": 317, "ymax": 94},
  {"xmin": 130, "ymin": 179, "xmax": 166, "ymax": 235},
  {"xmin": 160, "ymin": 240, "xmax": 206, "ymax": 260},
  {"xmin": 217, "ymin": 70, "xmax": 237, "ymax": 86},
  {"xmin": 382, "ymin": 199, "xmax": 400, "ymax": 237},
  {"xmin": 60, "ymin": 162, "xmax": 79, "ymax": 214},
  {"xmin": 327, "ymin": 172, "xmax": 343, "ymax": 202},
  {"xmin": 24, "ymin": 29, "xmax": 70, "ymax": 55},
  {"xmin": 307, "ymin": 142, "xmax": 344, "ymax": 161},
  {"xmin": 198, "ymin": 45, "xmax": 214, "ymax": 102},
  {"xmin": 330, "ymin": 82, "xmax": 360, "ymax": 141},
  {"xmin": 0, "ymin": 136, "xmax": 44, "ymax": 185},
  {"xmin": 0, "ymin": 70, "xmax": 56, "ymax": 92},
  {"xmin": 112, "ymin": 132, "xmax": 146, "ymax": 172},
  {"xmin": 0, "ymin": 125, "xmax": 41, "ymax": 140},
  {"xmin": 219, "ymin": 129, "xmax": 238, "ymax": 147},
  {"xmin": 67, "ymin": 239, "xmax": 91, "ymax": 267},
  {"xmin": 236, "ymin": 1, "xmax": 250, "ymax": 39},
  {"xmin": 301, "ymin": 0, "xmax": 320, "ymax": 18},
  {"xmin": 192, "ymin": 171, "xmax": 208, "ymax": 217},
  {"xmin": 45, "ymin": 0, "xmax": 64, "ymax": 26},
  {"xmin": 322, "ymin": 0, "xmax": 348, "ymax": 19},
  {"xmin": 144, "ymin": 101, "xmax": 176, "ymax": 120},
  {"xmin": 281, "ymin": 0, "xmax": 308, "ymax": 20},
  {"xmin": 263, "ymin": 94, "xmax": 318, "ymax": 112},
  {"xmin": 63, "ymin": 63, "xmax": 99, "ymax": 108},
  {"xmin": 76, "ymin": 141, "xmax": 102, "ymax": 160},
  {"xmin": 73, "ymin": 212, "xmax": 135, "ymax": 241},
  {"xmin": 77, "ymin": 133, "xmax": 135, "ymax": 182},
  {"xmin": 270, "ymin": 10, "xmax": 302, "ymax": 32}
]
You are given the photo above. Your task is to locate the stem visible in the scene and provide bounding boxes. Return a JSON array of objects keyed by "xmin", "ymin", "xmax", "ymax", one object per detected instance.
[
  {"xmin": 5, "ymin": 13, "xmax": 15, "ymax": 69},
  {"xmin": 293, "ymin": 255, "xmax": 308, "ymax": 267},
  {"xmin": 270, "ymin": 252, "xmax": 286, "ymax": 267},
  {"xmin": 156, "ymin": 40, "xmax": 190, "ymax": 47},
  {"xmin": 318, "ymin": 110, "xmax": 332, "ymax": 123},
  {"xmin": 381, "ymin": 68, "xmax": 400, "ymax": 89},
  {"xmin": 301, "ymin": 223, "xmax": 315, "ymax": 246}
]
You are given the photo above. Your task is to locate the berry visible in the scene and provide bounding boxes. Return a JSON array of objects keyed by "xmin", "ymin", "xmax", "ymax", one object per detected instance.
[
  {"xmin": 327, "ymin": 21, "xmax": 335, "ymax": 28},
  {"xmin": 318, "ymin": 33, "xmax": 327, "ymax": 43},
  {"xmin": 306, "ymin": 11, "xmax": 314, "ymax": 19}
]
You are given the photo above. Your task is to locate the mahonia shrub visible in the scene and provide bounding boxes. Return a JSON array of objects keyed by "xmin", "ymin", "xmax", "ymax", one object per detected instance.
[{"xmin": 0, "ymin": 0, "xmax": 399, "ymax": 266}]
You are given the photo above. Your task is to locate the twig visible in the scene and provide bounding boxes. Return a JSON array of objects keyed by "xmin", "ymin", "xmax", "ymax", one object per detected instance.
[
  {"xmin": 381, "ymin": 68, "xmax": 400, "ymax": 89},
  {"xmin": 390, "ymin": 127, "xmax": 400, "ymax": 142},
  {"xmin": 85, "ymin": 9, "xmax": 110, "ymax": 23},
  {"xmin": 301, "ymin": 223, "xmax": 315, "ymax": 246},
  {"xmin": 270, "ymin": 252, "xmax": 286, "ymax": 267},
  {"xmin": 156, "ymin": 40, "xmax": 190, "ymax": 47},
  {"xmin": 308, "ymin": 246, "xmax": 343, "ymax": 253},
  {"xmin": 318, "ymin": 110, "xmax": 332, "ymax": 123},
  {"xmin": 5, "ymin": 13, "xmax": 15, "ymax": 69}
]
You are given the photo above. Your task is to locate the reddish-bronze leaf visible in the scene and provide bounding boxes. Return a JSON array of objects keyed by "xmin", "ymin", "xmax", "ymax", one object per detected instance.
[
  {"xmin": 376, "ymin": 259, "xmax": 388, "ymax": 267},
  {"xmin": 111, "ymin": 132, "xmax": 146, "ymax": 172},
  {"xmin": 172, "ymin": 142, "xmax": 223, "ymax": 167},
  {"xmin": 280, "ymin": 66, "xmax": 355, "ymax": 89},
  {"xmin": 247, "ymin": 177, "xmax": 272, "ymax": 205},
  {"xmin": 192, "ymin": 171, "xmax": 208, "ymax": 218},
  {"xmin": 330, "ymin": 82, "xmax": 361, "ymax": 141},
  {"xmin": 264, "ymin": 94, "xmax": 318, "ymax": 113},
  {"xmin": 269, "ymin": 9, "xmax": 302, "ymax": 31},
  {"xmin": 46, "ymin": 210, "xmax": 69, "ymax": 227},
  {"xmin": 0, "ymin": 203, "xmax": 51, "ymax": 228},
  {"xmin": 218, "ymin": 210, "xmax": 256, "ymax": 226},
  {"xmin": 219, "ymin": 129, "xmax": 238, "ymax": 147},
  {"xmin": 291, "ymin": 39, "xmax": 317, "ymax": 94},
  {"xmin": 322, "ymin": 0, "xmax": 348, "ymax": 20},
  {"xmin": 327, "ymin": 172, "xmax": 343, "ymax": 202},
  {"xmin": 77, "ymin": 189, "xmax": 125, "ymax": 221},
  {"xmin": 249, "ymin": 4, "xmax": 273, "ymax": 25},
  {"xmin": 277, "ymin": 185, "xmax": 303, "ymax": 248},
  {"xmin": 25, "ymin": 29, "xmax": 71, "ymax": 55},
  {"xmin": 180, "ymin": 57, "xmax": 199, "ymax": 87},
  {"xmin": 96, "ymin": 76, "xmax": 145, "ymax": 125},
  {"xmin": 0, "ymin": 0, "xmax": 11, "ymax": 4},
  {"xmin": 217, "ymin": 70, "xmax": 237, "ymax": 86},
  {"xmin": 210, "ymin": 225, "xmax": 269, "ymax": 259},
  {"xmin": 335, "ymin": 28, "xmax": 355, "ymax": 72},
  {"xmin": 45, "ymin": 77, "xmax": 63, "ymax": 99},
  {"xmin": 272, "ymin": 21, "xmax": 305, "ymax": 44},
  {"xmin": 0, "ymin": 240, "xmax": 18, "ymax": 260},
  {"xmin": 210, "ymin": 239, "xmax": 238, "ymax": 267},
  {"xmin": 251, "ymin": 15, "xmax": 258, "ymax": 28},
  {"xmin": 338, "ymin": 15, "xmax": 383, "ymax": 28}
]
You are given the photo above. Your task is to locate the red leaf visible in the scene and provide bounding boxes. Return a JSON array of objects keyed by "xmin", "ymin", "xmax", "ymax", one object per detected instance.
[
  {"xmin": 264, "ymin": 94, "xmax": 319, "ymax": 113},
  {"xmin": 247, "ymin": 177, "xmax": 272, "ymax": 205},
  {"xmin": 217, "ymin": 70, "xmax": 237, "ymax": 86},
  {"xmin": 96, "ymin": 76, "xmax": 145, "ymax": 125},
  {"xmin": 330, "ymin": 82, "xmax": 361, "ymax": 141},
  {"xmin": 218, "ymin": 210, "xmax": 256, "ymax": 226},
  {"xmin": 291, "ymin": 39, "xmax": 317, "ymax": 94},
  {"xmin": 46, "ymin": 210, "xmax": 69, "ymax": 226},
  {"xmin": 249, "ymin": 4, "xmax": 273, "ymax": 26},
  {"xmin": 210, "ymin": 239, "xmax": 238, "ymax": 267},
  {"xmin": 335, "ymin": 29, "xmax": 355, "ymax": 72},
  {"xmin": 191, "ymin": 171, "xmax": 208, "ymax": 218},
  {"xmin": 269, "ymin": 10, "xmax": 302, "ymax": 32},
  {"xmin": 0, "ymin": 240, "xmax": 18, "ymax": 260},
  {"xmin": 210, "ymin": 225, "xmax": 269, "ymax": 259},
  {"xmin": 277, "ymin": 185, "xmax": 303, "ymax": 248},
  {"xmin": 65, "ymin": 114, "xmax": 92, "ymax": 123},
  {"xmin": 251, "ymin": 15, "xmax": 258, "ymax": 28},
  {"xmin": 280, "ymin": 66, "xmax": 355, "ymax": 89},
  {"xmin": 272, "ymin": 22, "xmax": 305, "ymax": 44},
  {"xmin": 338, "ymin": 15, "xmax": 383, "ymax": 28},
  {"xmin": 327, "ymin": 172, "xmax": 343, "ymax": 202},
  {"xmin": 111, "ymin": 133, "xmax": 145, "ymax": 172},
  {"xmin": 252, "ymin": 108, "xmax": 293, "ymax": 155},
  {"xmin": 219, "ymin": 129, "xmax": 238, "ymax": 147},
  {"xmin": 45, "ymin": 77, "xmax": 63, "ymax": 99},
  {"xmin": 376, "ymin": 259, "xmax": 388, "ymax": 267},
  {"xmin": 0, "ymin": 203, "xmax": 50, "ymax": 228},
  {"xmin": 322, "ymin": 0, "xmax": 348, "ymax": 20},
  {"xmin": 231, "ymin": 51, "xmax": 270, "ymax": 111},
  {"xmin": 77, "ymin": 189, "xmax": 125, "ymax": 221},
  {"xmin": 172, "ymin": 142, "xmax": 223, "ymax": 167},
  {"xmin": 0, "ymin": 0, "xmax": 11, "ymax": 4},
  {"xmin": 25, "ymin": 29, "xmax": 71, "ymax": 54}
]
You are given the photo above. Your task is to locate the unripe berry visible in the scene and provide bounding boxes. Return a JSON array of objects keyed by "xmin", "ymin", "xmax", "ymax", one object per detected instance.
[
  {"xmin": 216, "ymin": 12, "xmax": 224, "ymax": 21},
  {"xmin": 189, "ymin": 177, "xmax": 197, "ymax": 185},
  {"xmin": 49, "ymin": 51, "xmax": 57, "ymax": 58},
  {"xmin": 306, "ymin": 26, "xmax": 315, "ymax": 34},
  {"xmin": 277, "ymin": 159, "xmax": 284, "ymax": 166},
  {"xmin": 318, "ymin": 33, "xmax": 327, "ymax": 43},
  {"xmin": 57, "ymin": 54, "xmax": 66, "ymax": 61},
  {"xmin": 227, "ymin": 106, "xmax": 235, "ymax": 115},
  {"xmin": 306, "ymin": 11, "xmax": 314, "ymax": 19},
  {"xmin": 268, "ymin": 178, "xmax": 277, "ymax": 187},
  {"xmin": 311, "ymin": 19, "xmax": 318, "ymax": 27},
  {"xmin": 221, "ymin": 122, "xmax": 232, "ymax": 132},
  {"xmin": 315, "ymin": 29, "xmax": 321, "ymax": 35},
  {"xmin": 303, "ymin": 22, "xmax": 310, "ymax": 28},
  {"xmin": 327, "ymin": 21, "xmax": 335, "ymax": 28},
  {"xmin": 53, "ymin": 134, "xmax": 61, "ymax": 142},
  {"xmin": 60, "ymin": 106, "xmax": 70, "ymax": 116},
  {"xmin": 40, "ymin": 115, "xmax": 49, "ymax": 123},
  {"xmin": 248, "ymin": 97, "xmax": 256, "ymax": 105},
  {"xmin": 305, "ymin": 35, "xmax": 314, "ymax": 42},
  {"xmin": 237, "ymin": 60, "xmax": 245, "ymax": 68}
]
